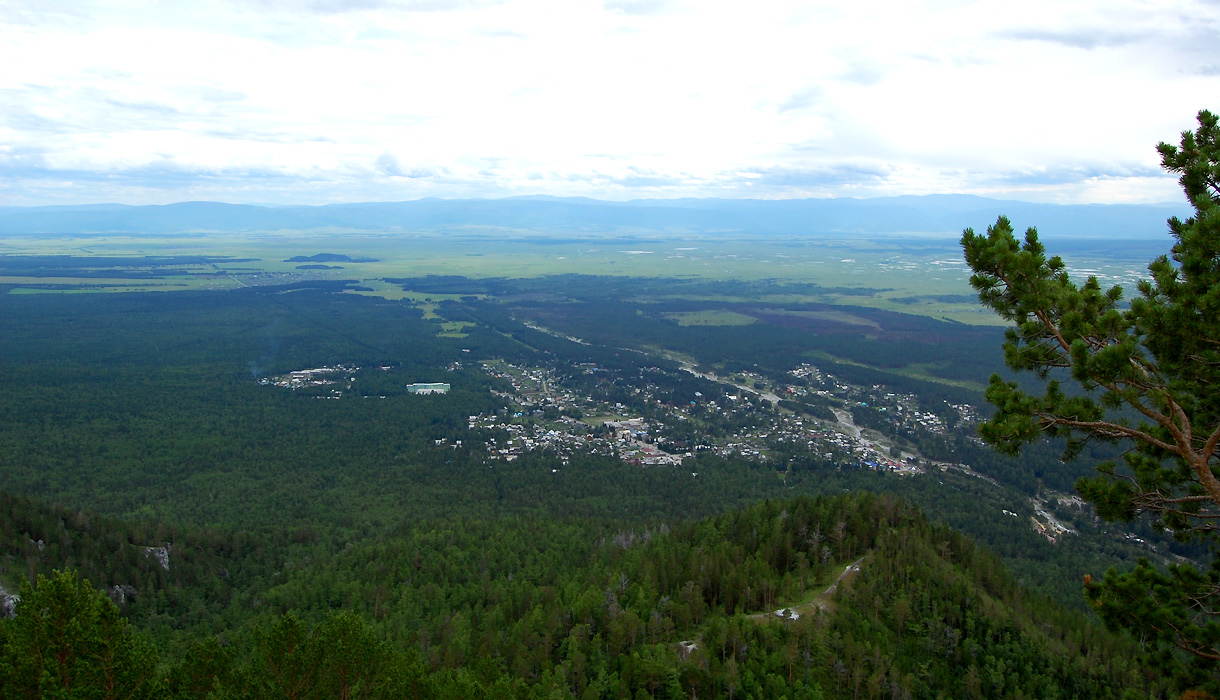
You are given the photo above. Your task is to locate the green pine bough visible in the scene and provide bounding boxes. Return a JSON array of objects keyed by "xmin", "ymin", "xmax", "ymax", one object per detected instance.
[{"xmin": 962, "ymin": 110, "xmax": 1220, "ymax": 690}]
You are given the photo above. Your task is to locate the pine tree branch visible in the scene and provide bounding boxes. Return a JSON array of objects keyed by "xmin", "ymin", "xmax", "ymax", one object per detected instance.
[
  {"xmin": 1203, "ymin": 424, "xmax": 1220, "ymax": 464},
  {"xmin": 1142, "ymin": 507, "xmax": 1220, "ymax": 524},
  {"xmin": 1171, "ymin": 631, "xmax": 1220, "ymax": 662},
  {"xmin": 1032, "ymin": 309, "xmax": 1072, "ymax": 356},
  {"xmin": 1037, "ymin": 415, "xmax": 1179, "ymax": 455},
  {"xmin": 1160, "ymin": 495, "xmax": 1219, "ymax": 505}
]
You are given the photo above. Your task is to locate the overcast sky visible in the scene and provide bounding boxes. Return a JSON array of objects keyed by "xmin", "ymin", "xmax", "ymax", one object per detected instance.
[{"xmin": 2, "ymin": 0, "xmax": 1218, "ymax": 206}]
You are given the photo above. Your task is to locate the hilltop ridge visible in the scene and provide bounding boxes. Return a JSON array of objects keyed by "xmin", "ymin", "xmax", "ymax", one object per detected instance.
[{"xmin": 0, "ymin": 490, "xmax": 1165, "ymax": 698}]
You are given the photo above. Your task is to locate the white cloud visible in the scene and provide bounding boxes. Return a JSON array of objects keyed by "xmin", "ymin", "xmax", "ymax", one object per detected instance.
[{"xmin": 1, "ymin": 0, "xmax": 1216, "ymax": 205}]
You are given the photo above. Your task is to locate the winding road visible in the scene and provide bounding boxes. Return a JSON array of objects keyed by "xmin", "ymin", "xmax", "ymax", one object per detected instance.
[{"xmin": 748, "ymin": 552, "xmax": 870, "ymax": 621}]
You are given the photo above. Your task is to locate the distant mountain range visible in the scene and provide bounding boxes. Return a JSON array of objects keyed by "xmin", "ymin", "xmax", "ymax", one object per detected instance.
[{"xmin": 0, "ymin": 195, "xmax": 1190, "ymax": 239}]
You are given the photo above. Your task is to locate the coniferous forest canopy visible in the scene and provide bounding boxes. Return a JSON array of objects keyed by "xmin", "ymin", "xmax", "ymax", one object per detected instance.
[
  {"xmin": 0, "ymin": 253, "xmax": 1198, "ymax": 698},
  {"xmin": 1, "ymin": 0, "xmax": 1214, "ymax": 686}
]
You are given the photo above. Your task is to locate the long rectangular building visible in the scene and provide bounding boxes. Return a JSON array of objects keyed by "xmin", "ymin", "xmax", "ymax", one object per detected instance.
[{"xmin": 407, "ymin": 382, "xmax": 450, "ymax": 395}]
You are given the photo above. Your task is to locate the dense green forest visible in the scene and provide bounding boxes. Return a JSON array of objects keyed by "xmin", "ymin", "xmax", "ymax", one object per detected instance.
[
  {"xmin": 0, "ymin": 494, "xmax": 1168, "ymax": 698},
  {"xmin": 0, "ymin": 278, "xmax": 1195, "ymax": 696}
]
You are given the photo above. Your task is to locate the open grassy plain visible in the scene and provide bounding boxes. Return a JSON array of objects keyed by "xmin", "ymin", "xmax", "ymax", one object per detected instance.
[{"xmin": 0, "ymin": 228, "xmax": 1159, "ymax": 324}]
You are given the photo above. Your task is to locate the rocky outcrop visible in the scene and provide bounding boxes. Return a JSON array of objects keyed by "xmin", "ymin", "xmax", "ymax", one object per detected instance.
[
  {"xmin": 143, "ymin": 545, "xmax": 170, "ymax": 572},
  {"xmin": 108, "ymin": 584, "xmax": 138, "ymax": 605},
  {"xmin": 0, "ymin": 585, "xmax": 19, "ymax": 618}
]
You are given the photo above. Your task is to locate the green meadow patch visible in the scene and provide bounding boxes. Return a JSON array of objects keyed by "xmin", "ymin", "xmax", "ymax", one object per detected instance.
[
  {"xmin": 663, "ymin": 309, "xmax": 759, "ymax": 326},
  {"xmin": 437, "ymin": 321, "xmax": 476, "ymax": 337}
]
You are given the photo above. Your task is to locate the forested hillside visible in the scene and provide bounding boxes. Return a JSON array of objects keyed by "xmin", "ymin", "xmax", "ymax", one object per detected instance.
[
  {"xmin": 0, "ymin": 280, "xmax": 1189, "ymax": 696},
  {"xmin": 0, "ymin": 493, "xmax": 1165, "ymax": 699}
]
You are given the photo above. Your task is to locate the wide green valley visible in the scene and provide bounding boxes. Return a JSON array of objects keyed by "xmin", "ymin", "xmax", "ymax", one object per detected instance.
[
  {"xmin": 0, "ymin": 254, "xmax": 1200, "ymax": 698},
  {"xmin": 7, "ymin": 0, "xmax": 1219, "ymax": 694}
]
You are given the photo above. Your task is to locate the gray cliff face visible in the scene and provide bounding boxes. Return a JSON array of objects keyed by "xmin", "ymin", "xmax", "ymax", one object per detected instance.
[
  {"xmin": 0, "ymin": 585, "xmax": 19, "ymax": 619},
  {"xmin": 143, "ymin": 545, "xmax": 170, "ymax": 572},
  {"xmin": 109, "ymin": 584, "xmax": 138, "ymax": 606}
]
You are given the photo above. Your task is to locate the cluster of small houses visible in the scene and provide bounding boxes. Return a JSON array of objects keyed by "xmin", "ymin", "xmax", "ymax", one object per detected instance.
[
  {"xmin": 604, "ymin": 418, "xmax": 687, "ymax": 466},
  {"xmin": 483, "ymin": 362, "xmax": 582, "ymax": 413},
  {"xmin": 258, "ymin": 364, "xmax": 360, "ymax": 390},
  {"xmin": 467, "ymin": 359, "xmax": 960, "ymax": 475},
  {"xmin": 876, "ymin": 401, "xmax": 950, "ymax": 435},
  {"xmin": 1031, "ymin": 497, "xmax": 1078, "ymax": 544},
  {"xmin": 476, "ymin": 361, "xmax": 688, "ymax": 465},
  {"xmin": 467, "ymin": 413, "xmax": 688, "ymax": 466},
  {"xmin": 258, "ymin": 364, "xmax": 449, "ymax": 398},
  {"xmin": 742, "ymin": 413, "xmax": 924, "ymax": 475},
  {"xmin": 469, "ymin": 413, "xmax": 594, "ymax": 464},
  {"xmin": 258, "ymin": 357, "xmax": 970, "ymax": 489}
]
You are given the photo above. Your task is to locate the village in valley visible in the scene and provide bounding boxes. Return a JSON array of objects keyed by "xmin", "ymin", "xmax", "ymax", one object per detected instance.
[
  {"xmin": 467, "ymin": 354, "xmax": 962, "ymax": 476},
  {"xmin": 255, "ymin": 331, "xmax": 1089, "ymax": 545},
  {"xmin": 458, "ymin": 342, "xmax": 1091, "ymax": 546}
]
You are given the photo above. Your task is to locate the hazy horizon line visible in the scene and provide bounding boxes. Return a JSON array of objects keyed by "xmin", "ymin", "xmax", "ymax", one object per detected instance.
[{"xmin": 0, "ymin": 192, "xmax": 1192, "ymax": 210}]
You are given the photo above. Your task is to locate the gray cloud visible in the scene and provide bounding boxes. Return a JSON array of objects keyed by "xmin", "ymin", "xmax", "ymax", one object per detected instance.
[
  {"xmin": 605, "ymin": 166, "xmax": 692, "ymax": 189},
  {"xmin": 375, "ymin": 152, "xmax": 434, "ymax": 178},
  {"xmin": 0, "ymin": 103, "xmax": 79, "ymax": 135},
  {"xmin": 482, "ymin": 28, "xmax": 527, "ymax": 39},
  {"xmin": 0, "ymin": 145, "xmax": 53, "ymax": 172},
  {"xmin": 187, "ymin": 86, "xmax": 249, "ymax": 105},
  {"xmin": 739, "ymin": 163, "xmax": 891, "ymax": 189},
  {"xmin": 103, "ymin": 97, "xmax": 183, "ymax": 117},
  {"xmin": 2, "ymin": 81, "xmax": 254, "ymax": 138},
  {"xmin": 3, "ymin": 0, "xmax": 1210, "ymax": 206},
  {"xmin": 999, "ymin": 28, "xmax": 1142, "ymax": 50},
  {"xmin": 0, "ymin": 161, "xmax": 301, "ymax": 188},
  {"xmin": 777, "ymin": 87, "xmax": 823, "ymax": 114},
  {"xmin": 0, "ymin": 2, "xmax": 89, "ymax": 27},
  {"xmin": 988, "ymin": 163, "xmax": 1165, "ymax": 186},
  {"xmin": 376, "ymin": 151, "xmax": 406, "ymax": 176},
  {"xmin": 838, "ymin": 62, "xmax": 886, "ymax": 86},
  {"xmin": 0, "ymin": 93, "xmax": 252, "ymax": 143},
  {"xmin": 199, "ymin": 127, "xmax": 336, "ymax": 145},
  {"xmin": 0, "ymin": 165, "xmax": 352, "ymax": 207},
  {"xmin": 603, "ymin": 0, "xmax": 680, "ymax": 16},
  {"xmin": 1175, "ymin": 20, "xmax": 1220, "ymax": 71},
  {"xmin": 614, "ymin": 173, "xmax": 684, "ymax": 188},
  {"xmin": 248, "ymin": 0, "xmax": 503, "ymax": 14},
  {"xmin": 507, "ymin": 167, "xmax": 695, "ymax": 192}
]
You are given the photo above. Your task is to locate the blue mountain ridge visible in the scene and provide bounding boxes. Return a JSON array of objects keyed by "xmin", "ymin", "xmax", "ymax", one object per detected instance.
[{"xmin": 0, "ymin": 195, "xmax": 1190, "ymax": 240}]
